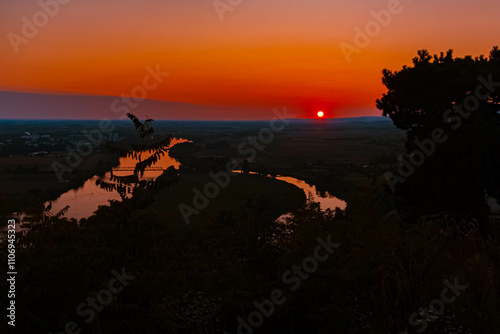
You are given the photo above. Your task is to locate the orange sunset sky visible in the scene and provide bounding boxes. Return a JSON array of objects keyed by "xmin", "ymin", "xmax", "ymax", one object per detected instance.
[{"xmin": 0, "ymin": 0, "xmax": 498, "ymax": 119}]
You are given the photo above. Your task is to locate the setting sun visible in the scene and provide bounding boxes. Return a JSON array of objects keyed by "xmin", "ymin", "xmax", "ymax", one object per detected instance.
[{"xmin": 317, "ymin": 111, "xmax": 324, "ymax": 118}]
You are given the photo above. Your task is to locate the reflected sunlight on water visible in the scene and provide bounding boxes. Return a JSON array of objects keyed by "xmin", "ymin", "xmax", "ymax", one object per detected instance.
[
  {"xmin": 275, "ymin": 175, "xmax": 346, "ymax": 211},
  {"xmin": 47, "ymin": 138, "xmax": 188, "ymax": 219},
  {"xmin": 233, "ymin": 170, "xmax": 347, "ymax": 224}
]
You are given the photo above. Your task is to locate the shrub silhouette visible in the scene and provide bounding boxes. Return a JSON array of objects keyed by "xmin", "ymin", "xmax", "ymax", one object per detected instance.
[{"xmin": 96, "ymin": 113, "xmax": 178, "ymax": 198}]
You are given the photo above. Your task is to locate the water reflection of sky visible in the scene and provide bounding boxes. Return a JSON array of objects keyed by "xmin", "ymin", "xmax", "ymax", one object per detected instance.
[
  {"xmin": 46, "ymin": 140, "xmax": 346, "ymax": 221},
  {"xmin": 275, "ymin": 176, "xmax": 346, "ymax": 211},
  {"xmin": 47, "ymin": 138, "xmax": 188, "ymax": 220}
]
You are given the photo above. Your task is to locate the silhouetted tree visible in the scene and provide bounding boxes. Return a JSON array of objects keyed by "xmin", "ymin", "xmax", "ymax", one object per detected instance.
[
  {"xmin": 377, "ymin": 47, "xmax": 500, "ymax": 234},
  {"xmin": 96, "ymin": 113, "xmax": 178, "ymax": 198}
]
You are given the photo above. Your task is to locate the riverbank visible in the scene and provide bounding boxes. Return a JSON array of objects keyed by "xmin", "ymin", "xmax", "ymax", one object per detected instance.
[
  {"xmin": 0, "ymin": 152, "xmax": 119, "ymax": 224},
  {"xmin": 148, "ymin": 172, "xmax": 307, "ymax": 224}
]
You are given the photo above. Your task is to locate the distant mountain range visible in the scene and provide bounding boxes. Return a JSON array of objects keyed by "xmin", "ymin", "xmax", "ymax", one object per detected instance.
[
  {"xmin": 288, "ymin": 116, "xmax": 391, "ymax": 123},
  {"xmin": 0, "ymin": 91, "xmax": 385, "ymax": 121}
]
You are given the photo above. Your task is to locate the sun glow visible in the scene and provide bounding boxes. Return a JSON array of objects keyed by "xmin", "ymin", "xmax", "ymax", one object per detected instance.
[{"xmin": 317, "ymin": 111, "xmax": 324, "ymax": 118}]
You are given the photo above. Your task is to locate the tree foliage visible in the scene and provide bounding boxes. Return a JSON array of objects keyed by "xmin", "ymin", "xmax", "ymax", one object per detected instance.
[
  {"xmin": 377, "ymin": 47, "xmax": 500, "ymax": 135},
  {"xmin": 377, "ymin": 47, "xmax": 500, "ymax": 232},
  {"xmin": 96, "ymin": 113, "xmax": 177, "ymax": 198}
]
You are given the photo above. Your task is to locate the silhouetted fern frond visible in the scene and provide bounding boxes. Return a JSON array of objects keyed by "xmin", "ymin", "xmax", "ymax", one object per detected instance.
[{"xmin": 54, "ymin": 205, "xmax": 70, "ymax": 219}]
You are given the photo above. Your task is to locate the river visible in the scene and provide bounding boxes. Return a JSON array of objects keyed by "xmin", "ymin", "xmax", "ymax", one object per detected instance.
[
  {"xmin": 46, "ymin": 138, "xmax": 188, "ymax": 219},
  {"xmin": 46, "ymin": 139, "xmax": 346, "ymax": 220}
]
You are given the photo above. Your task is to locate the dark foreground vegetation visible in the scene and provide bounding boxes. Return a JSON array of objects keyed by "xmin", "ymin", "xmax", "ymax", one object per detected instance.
[{"xmin": 2, "ymin": 184, "xmax": 500, "ymax": 333}]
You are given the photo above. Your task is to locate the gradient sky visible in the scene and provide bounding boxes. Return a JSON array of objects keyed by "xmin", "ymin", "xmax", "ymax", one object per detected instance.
[{"xmin": 0, "ymin": 0, "xmax": 498, "ymax": 119}]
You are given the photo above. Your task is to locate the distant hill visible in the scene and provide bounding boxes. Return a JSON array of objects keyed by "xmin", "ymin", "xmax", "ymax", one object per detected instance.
[
  {"xmin": 0, "ymin": 91, "xmax": 242, "ymax": 120},
  {"xmin": 0, "ymin": 91, "xmax": 383, "ymax": 121},
  {"xmin": 288, "ymin": 116, "xmax": 390, "ymax": 123}
]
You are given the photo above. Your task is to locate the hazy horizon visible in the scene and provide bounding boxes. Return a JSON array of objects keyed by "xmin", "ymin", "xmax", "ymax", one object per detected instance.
[{"xmin": 0, "ymin": 91, "xmax": 386, "ymax": 120}]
